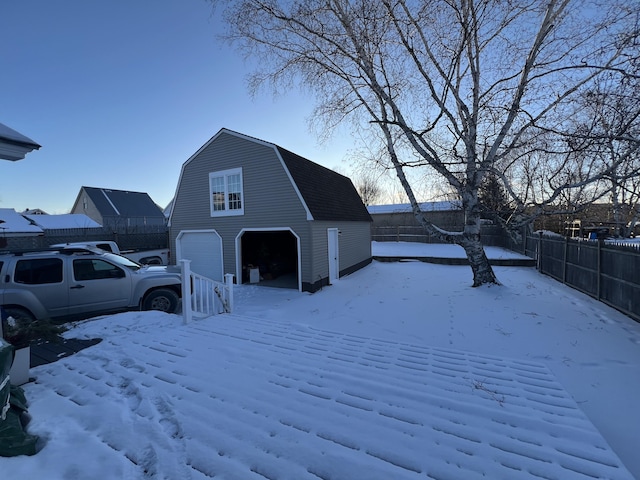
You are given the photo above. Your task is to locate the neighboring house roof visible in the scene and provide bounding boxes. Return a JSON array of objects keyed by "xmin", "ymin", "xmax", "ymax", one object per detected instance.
[
  {"xmin": 276, "ymin": 146, "xmax": 371, "ymax": 222},
  {"xmin": 25, "ymin": 213, "xmax": 102, "ymax": 229},
  {"xmin": 79, "ymin": 187, "xmax": 165, "ymax": 219},
  {"xmin": 367, "ymin": 201, "xmax": 462, "ymax": 215},
  {"xmin": 0, "ymin": 208, "xmax": 43, "ymax": 235},
  {"xmin": 0, "ymin": 122, "xmax": 41, "ymax": 161},
  {"xmin": 22, "ymin": 208, "xmax": 49, "ymax": 215}
]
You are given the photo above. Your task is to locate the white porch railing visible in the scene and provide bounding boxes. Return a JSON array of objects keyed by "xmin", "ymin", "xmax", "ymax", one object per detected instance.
[{"xmin": 180, "ymin": 259, "xmax": 234, "ymax": 324}]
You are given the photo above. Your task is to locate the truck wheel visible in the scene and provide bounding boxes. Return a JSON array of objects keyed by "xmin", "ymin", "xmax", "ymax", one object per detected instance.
[{"xmin": 142, "ymin": 289, "xmax": 179, "ymax": 313}]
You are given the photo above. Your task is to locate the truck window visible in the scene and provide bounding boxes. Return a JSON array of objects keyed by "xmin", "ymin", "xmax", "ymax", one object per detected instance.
[
  {"xmin": 95, "ymin": 243, "xmax": 115, "ymax": 252},
  {"xmin": 73, "ymin": 259, "xmax": 124, "ymax": 280},
  {"xmin": 15, "ymin": 258, "xmax": 63, "ymax": 284}
]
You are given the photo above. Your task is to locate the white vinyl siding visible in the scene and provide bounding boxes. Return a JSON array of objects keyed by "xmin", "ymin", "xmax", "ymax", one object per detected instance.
[{"xmin": 209, "ymin": 167, "xmax": 244, "ymax": 217}]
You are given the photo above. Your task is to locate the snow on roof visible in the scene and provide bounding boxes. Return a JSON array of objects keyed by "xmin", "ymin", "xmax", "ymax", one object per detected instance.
[
  {"xmin": 22, "ymin": 208, "xmax": 48, "ymax": 215},
  {"xmin": 26, "ymin": 213, "xmax": 102, "ymax": 229},
  {"xmin": 367, "ymin": 201, "xmax": 461, "ymax": 215},
  {"xmin": 0, "ymin": 209, "xmax": 103, "ymax": 234},
  {"xmin": 0, "ymin": 208, "xmax": 43, "ymax": 234}
]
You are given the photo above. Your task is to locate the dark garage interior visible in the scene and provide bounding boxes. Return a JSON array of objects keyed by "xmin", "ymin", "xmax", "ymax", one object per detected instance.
[{"xmin": 240, "ymin": 230, "xmax": 298, "ymax": 289}]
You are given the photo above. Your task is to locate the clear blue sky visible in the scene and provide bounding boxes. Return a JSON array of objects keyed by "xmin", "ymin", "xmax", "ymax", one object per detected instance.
[{"xmin": 0, "ymin": 0, "xmax": 352, "ymax": 214}]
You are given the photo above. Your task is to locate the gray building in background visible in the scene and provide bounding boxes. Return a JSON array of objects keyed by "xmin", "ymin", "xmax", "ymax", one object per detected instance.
[{"xmin": 71, "ymin": 187, "xmax": 167, "ymax": 230}]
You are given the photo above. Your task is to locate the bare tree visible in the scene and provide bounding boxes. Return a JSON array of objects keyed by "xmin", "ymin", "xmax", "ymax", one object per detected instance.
[
  {"xmin": 569, "ymin": 75, "xmax": 640, "ymax": 236},
  {"xmin": 212, "ymin": 0, "xmax": 639, "ymax": 286},
  {"xmin": 623, "ymin": 179, "xmax": 640, "ymax": 236},
  {"xmin": 354, "ymin": 170, "xmax": 382, "ymax": 206}
]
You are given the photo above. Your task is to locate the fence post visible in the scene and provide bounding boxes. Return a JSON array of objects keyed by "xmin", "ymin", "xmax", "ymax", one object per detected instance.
[
  {"xmin": 537, "ymin": 232, "xmax": 542, "ymax": 271},
  {"xmin": 597, "ymin": 239, "xmax": 602, "ymax": 301},
  {"xmin": 562, "ymin": 236, "xmax": 568, "ymax": 284},
  {"xmin": 224, "ymin": 273, "xmax": 234, "ymax": 313},
  {"xmin": 180, "ymin": 259, "xmax": 192, "ymax": 324}
]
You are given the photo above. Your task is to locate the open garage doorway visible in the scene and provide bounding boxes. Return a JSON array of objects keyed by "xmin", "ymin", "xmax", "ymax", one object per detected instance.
[{"xmin": 238, "ymin": 229, "xmax": 300, "ymax": 290}]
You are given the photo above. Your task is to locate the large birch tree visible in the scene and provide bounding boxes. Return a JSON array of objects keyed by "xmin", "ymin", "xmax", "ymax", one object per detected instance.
[{"xmin": 211, "ymin": 0, "xmax": 639, "ymax": 286}]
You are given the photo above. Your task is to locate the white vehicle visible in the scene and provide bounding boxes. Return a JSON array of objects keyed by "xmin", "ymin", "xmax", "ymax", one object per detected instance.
[{"xmin": 51, "ymin": 241, "xmax": 169, "ymax": 265}]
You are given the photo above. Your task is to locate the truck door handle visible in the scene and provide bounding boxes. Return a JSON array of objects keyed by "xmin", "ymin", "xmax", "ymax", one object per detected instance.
[{"xmin": 70, "ymin": 285, "xmax": 85, "ymax": 289}]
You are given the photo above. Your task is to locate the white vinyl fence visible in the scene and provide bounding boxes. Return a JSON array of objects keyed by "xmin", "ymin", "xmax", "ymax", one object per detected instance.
[{"xmin": 180, "ymin": 259, "xmax": 234, "ymax": 324}]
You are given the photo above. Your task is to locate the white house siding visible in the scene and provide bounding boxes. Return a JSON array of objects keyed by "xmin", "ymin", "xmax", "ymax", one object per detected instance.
[{"xmin": 170, "ymin": 132, "xmax": 311, "ymax": 282}]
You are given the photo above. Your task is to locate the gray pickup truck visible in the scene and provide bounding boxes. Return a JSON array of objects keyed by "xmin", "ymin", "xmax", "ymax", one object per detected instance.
[{"xmin": 0, "ymin": 246, "xmax": 182, "ymax": 324}]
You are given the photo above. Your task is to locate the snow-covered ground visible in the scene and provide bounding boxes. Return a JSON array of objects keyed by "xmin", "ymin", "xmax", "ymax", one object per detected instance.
[{"xmin": 4, "ymin": 242, "xmax": 640, "ymax": 479}]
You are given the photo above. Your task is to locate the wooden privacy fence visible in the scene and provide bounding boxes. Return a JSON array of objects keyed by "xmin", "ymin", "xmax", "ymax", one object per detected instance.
[
  {"xmin": 531, "ymin": 234, "xmax": 640, "ymax": 322},
  {"xmin": 371, "ymin": 225, "xmax": 506, "ymax": 246},
  {"xmin": 372, "ymin": 225, "xmax": 446, "ymax": 244}
]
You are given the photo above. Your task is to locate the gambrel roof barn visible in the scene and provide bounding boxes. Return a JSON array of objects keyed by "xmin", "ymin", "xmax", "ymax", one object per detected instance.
[{"xmin": 169, "ymin": 128, "xmax": 372, "ymax": 292}]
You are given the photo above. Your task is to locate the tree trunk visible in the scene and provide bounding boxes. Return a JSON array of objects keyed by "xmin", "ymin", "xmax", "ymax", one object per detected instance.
[
  {"xmin": 456, "ymin": 186, "xmax": 500, "ymax": 286},
  {"xmin": 459, "ymin": 234, "xmax": 500, "ymax": 287},
  {"xmin": 412, "ymin": 206, "xmax": 501, "ymax": 287}
]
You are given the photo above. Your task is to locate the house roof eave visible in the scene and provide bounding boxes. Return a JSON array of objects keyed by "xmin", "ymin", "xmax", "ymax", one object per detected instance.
[{"xmin": 0, "ymin": 122, "xmax": 41, "ymax": 161}]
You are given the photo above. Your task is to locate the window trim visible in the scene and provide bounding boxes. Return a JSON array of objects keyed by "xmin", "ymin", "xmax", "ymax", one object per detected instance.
[{"xmin": 209, "ymin": 167, "xmax": 244, "ymax": 217}]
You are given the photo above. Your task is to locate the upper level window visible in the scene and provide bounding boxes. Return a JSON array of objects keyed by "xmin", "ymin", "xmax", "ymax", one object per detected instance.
[{"xmin": 209, "ymin": 168, "xmax": 244, "ymax": 217}]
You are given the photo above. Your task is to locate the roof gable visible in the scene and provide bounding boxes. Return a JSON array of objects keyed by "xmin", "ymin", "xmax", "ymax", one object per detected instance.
[
  {"xmin": 180, "ymin": 128, "xmax": 371, "ymax": 223},
  {"xmin": 82, "ymin": 187, "xmax": 165, "ymax": 218}
]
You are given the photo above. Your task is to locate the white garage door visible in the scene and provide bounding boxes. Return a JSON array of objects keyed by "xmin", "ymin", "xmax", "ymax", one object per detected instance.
[{"xmin": 176, "ymin": 230, "xmax": 223, "ymax": 281}]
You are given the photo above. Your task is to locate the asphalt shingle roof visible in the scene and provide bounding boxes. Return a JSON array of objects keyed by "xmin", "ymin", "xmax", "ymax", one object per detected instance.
[
  {"xmin": 276, "ymin": 147, "xmax": 372, "ymax": 223},
  {"xmin": 82, "ymin": 187, "xmax": 164, "ymax": 218}
]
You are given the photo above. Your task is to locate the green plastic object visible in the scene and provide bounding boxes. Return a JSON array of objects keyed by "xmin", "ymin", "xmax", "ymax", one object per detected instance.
[{"xmin": 0, "ymin": 339, "xmax": 38, "ymax": 457}]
